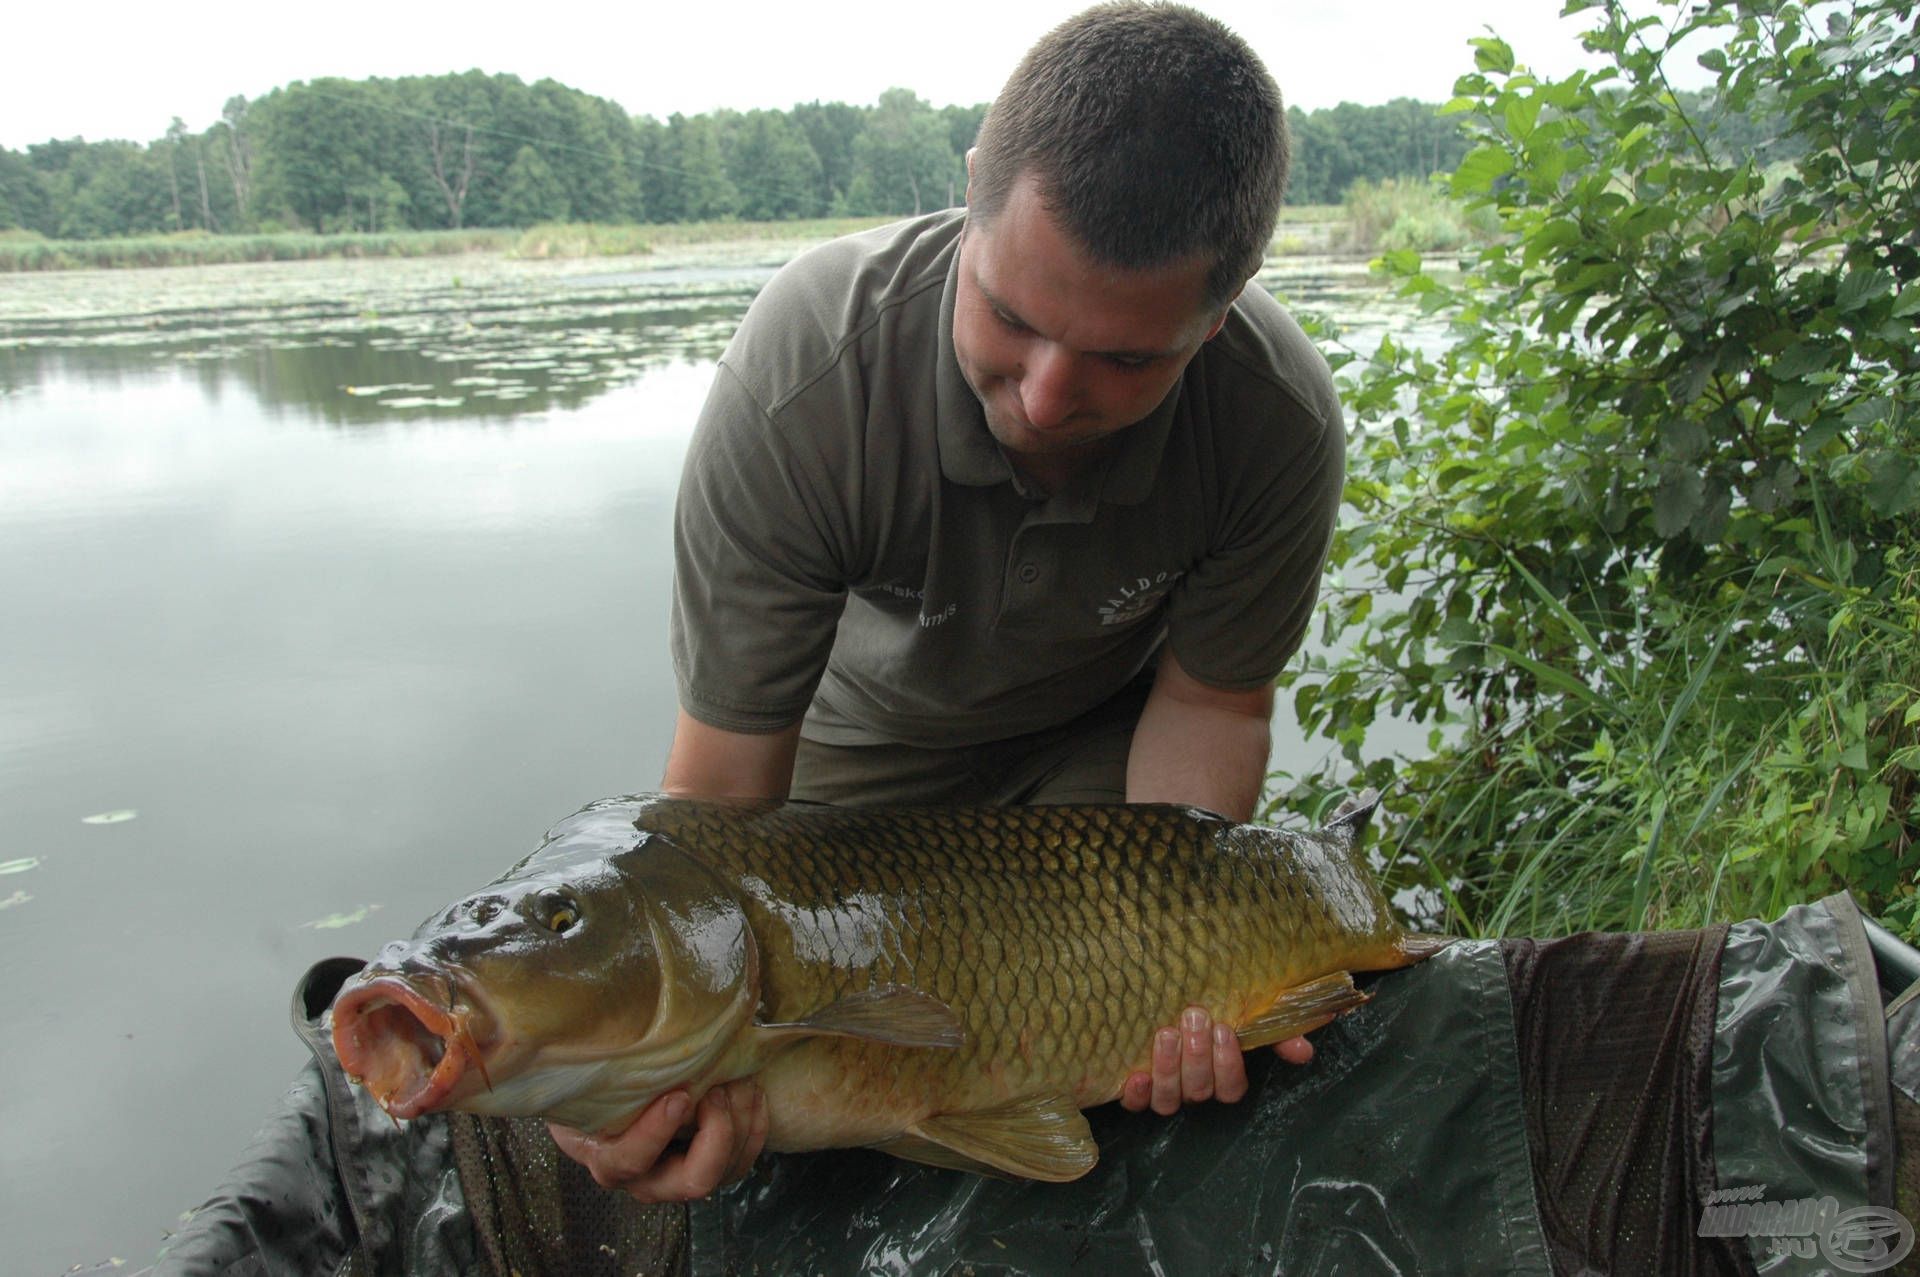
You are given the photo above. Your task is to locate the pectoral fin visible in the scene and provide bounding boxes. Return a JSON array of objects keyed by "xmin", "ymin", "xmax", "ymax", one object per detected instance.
[
  {"xmin": 1233, "ymin": 971, "xmax": 1373, "ymax": 1049},
  {"xmin": 759, "ymin": 984, "xmax": 965, "ymax": 1049},
  {"xmin": 882, "ymin": 1094, "xmax": 1098, "ymax": 1182}
]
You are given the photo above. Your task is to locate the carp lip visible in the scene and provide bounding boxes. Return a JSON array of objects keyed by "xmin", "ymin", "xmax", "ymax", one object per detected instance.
[{"xmin": 331, "ymin": 973, "xmax": 491, "ymax": 1120}]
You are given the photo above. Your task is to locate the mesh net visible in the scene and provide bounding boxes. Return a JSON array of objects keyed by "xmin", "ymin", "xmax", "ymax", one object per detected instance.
[
  {"xmin": 449, "ymin": 1114, "xmax": 689, "ymax": 1277},
  {"xmin": 1502, "ymin": 927, "xmax": 1752, "ymax": 1277}
]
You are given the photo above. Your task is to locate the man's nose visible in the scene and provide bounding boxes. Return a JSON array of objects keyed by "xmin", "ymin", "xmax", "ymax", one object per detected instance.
[{"xmin": 1018, "ymin": 345, "xmax": 1077, "ymax": 428}]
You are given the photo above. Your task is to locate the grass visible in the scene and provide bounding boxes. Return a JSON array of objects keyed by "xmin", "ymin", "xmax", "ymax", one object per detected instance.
[
  {"xmin": 5, "ymin": 207, "xmax": 1352, "ymax": 273},
  {"xmin": 0, "ymin": 227, "xmax": 518, "ymax": 272},
  {"xmin": 509, "ymin": 216, "xmax": 897, "ymax": 259}
]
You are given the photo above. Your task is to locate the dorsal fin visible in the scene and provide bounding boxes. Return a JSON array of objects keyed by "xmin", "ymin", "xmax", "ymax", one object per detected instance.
[{"xmin": 1324, "ymin": 788, "xmax": 1382, "ymax": 841}]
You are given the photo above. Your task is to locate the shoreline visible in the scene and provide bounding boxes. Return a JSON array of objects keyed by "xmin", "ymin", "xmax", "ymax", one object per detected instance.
[{"xmin": 0, "ymin": 208, "xmax": 1350, "ymax": 274}]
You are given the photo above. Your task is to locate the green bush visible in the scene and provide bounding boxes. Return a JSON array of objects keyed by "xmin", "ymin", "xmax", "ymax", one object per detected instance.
[
  {"xmin": 1276, "ymin": 0, "xmax": 1920, "ymax": 940},
  {"xmin": 1336, "ymin": 177, "xmax": 1498, "ymax": 254}
]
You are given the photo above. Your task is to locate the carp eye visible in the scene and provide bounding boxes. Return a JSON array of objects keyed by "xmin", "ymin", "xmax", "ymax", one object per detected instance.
[{"xmin": 543, "ymin": 900, "xmax": 580, "ymax": 934}]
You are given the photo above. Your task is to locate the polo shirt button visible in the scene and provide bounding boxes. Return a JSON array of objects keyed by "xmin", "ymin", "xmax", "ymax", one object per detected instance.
[{"xmin": 1017, "ymin": 562, "xmax": 1039, "ymax": 584}]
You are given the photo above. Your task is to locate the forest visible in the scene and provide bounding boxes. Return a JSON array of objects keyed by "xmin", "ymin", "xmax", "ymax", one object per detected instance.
[{"xmin": 0, "ymin": 75, "xmax": 1478, "ymax": 239}]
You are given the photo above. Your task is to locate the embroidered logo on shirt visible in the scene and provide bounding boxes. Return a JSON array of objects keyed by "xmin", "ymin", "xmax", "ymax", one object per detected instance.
[
  {"xmin": 870, "ymin": 581, "xmax": 958, "ymax": 629},
  {"xmin": 1098, "ymin": 571, "xmax": 1184, "ymax": 626}
]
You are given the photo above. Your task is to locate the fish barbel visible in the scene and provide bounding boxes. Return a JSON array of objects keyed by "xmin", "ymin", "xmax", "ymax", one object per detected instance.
[{"xmin": 330, "ymin": 795, "xmax": 1442, "ymax": 1181}]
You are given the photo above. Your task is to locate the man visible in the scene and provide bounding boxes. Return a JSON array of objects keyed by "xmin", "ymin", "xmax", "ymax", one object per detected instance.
[{"xmin": 551, "ymin": 0, "xmax": 1344, "ymax": 1201}]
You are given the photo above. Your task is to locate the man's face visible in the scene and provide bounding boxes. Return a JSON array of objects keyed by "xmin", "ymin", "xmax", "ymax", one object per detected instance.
[{"xmin": 952, "ymin": 173, "xmax": 1231, "ymax": 473}]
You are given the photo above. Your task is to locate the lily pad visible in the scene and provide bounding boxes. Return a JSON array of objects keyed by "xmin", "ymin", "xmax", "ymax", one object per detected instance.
[
  {"xmin": 80, "ymin": 809, "xmax": 138, "ymax": 825},
  {"xmin": 0, "ymin": 890, "xmax": 30, "ymax": 910},
  {"xmin": 0, "ymin": 857, "xmax": 40, "ymax": 875},
  {"xmin": 379, "ymin": 396, "xmax": 466, "ymax": 409},
  {"xmin": 301, "ymin": 903, "xmax": 382, "ymax": 930}
]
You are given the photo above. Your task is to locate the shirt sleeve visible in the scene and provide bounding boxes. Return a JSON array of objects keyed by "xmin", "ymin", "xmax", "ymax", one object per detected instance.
[
  {"xmin": 670, "ymin": 359, "xmax": 851, "ymax": 733},
  {"xmin": 1162, "ymin": 342, "xmax": 1345, "ymax": 692}
]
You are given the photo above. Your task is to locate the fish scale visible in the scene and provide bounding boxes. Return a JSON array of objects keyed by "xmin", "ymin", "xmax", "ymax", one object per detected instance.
[
  {"xmin": 330, "ymin": 795, "xmax": 1443, "ymax": 1182},
  {"xmin": 632, "ymin": 800, "xmax": 1409, "ymax": 1123}
]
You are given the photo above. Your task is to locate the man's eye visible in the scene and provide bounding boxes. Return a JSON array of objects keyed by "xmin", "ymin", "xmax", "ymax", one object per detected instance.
[
  {"xmin": 993, "ymin": 309, "xmax": 1028, "ymax": 333},
  {"xmin": 1106, "ymin": 355, "xmax": 1154, "ymax": 372}
]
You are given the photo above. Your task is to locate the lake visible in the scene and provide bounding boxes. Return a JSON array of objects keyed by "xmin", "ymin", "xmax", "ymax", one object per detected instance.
[{"xmin": 0, "ymin": 234, "xmax": 1430, "ymax": 1272}]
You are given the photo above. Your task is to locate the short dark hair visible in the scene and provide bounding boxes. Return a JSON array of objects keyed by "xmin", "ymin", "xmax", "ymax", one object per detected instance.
[{"xmin": 969, "ymin": 1, "xmax": 1289, "ymax": 308}]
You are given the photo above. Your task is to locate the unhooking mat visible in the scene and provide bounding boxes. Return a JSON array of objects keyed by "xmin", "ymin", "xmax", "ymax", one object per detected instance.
[{"xmin": 142, "ymin": 893, "xmax": 1920, "ymax": 1276}]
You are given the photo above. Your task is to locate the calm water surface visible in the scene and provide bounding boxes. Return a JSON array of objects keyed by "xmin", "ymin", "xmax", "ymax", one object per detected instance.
[{"xmin": 0, "ymin": 241, "xmax": 1422, "ymax": 1272}]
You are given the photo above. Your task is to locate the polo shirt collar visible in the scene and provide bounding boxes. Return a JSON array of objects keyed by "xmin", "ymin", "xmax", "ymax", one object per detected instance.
[{"xmin": 934, "ymin": 233, "xmax": 1178, "ymax": 508}]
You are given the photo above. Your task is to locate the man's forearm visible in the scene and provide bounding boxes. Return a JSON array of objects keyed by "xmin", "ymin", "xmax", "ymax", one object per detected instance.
[{"xmin": 1124, "ymin": 652, "xmax": 1274, "ymax": 822}]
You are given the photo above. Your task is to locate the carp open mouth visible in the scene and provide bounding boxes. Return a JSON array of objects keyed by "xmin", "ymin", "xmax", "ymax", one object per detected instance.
[{"xmin": 331, "ymin": 974, "xmax": 491, "ymax": 1119}]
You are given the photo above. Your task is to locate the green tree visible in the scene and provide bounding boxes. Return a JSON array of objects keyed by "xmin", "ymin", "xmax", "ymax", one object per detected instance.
[
  {"xmin": 790, "ymin": 100, "xmax": 868, "ymax": 210},
  {"xmin": 844, "ymin": 88, "xmax": 953, "ymax": 216},
  {"xmin": 500, "ymin": 143, "xmax": 570, "ymax": 224},
  {"xmin": 725, "ymin": 109, "xmax": 825, "ymax": 220},
  {"xmin": 0, "ymin": 147, "xmax": 52, "ymax": 232},
  {"xmin": 660, "ymin": 112, "xmax": 737, "ymax": 221},
  {"xmin": 1283, "ymin": 0, "xmax": 1920, "ymax": 937},
  {"xmin": 252, "ymin": 79, "xmax": 401, "ymax": 230}
]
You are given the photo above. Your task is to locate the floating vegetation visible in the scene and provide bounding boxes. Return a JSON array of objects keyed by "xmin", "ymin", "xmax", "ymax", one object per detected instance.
[
  {"xmin": 0, "ymin": 857, "xmax": 40, "ymax": 875},
  {"xmin": 80, "ymin": 810, "xmax": 138, "ymax": 825},
  {"xmin": 379, "ymin": 396, "xmax": 465, "ymax": 409},
  {"xmin": 0, "ymin": 890, "xmax": 30, "ymax": 910},
  {"xmin": 344, "ymin": 383, "xmax": 433, "ymax": 397},
  {"xmin": 301, "ymin": 903, "xmax": 383, "ymax": 930}
]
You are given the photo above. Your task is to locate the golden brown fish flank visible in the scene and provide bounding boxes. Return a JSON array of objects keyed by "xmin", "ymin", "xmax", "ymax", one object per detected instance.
[{"xmin": 330, "ymin": 796, "xmax": 1440, "ymax": 1181}]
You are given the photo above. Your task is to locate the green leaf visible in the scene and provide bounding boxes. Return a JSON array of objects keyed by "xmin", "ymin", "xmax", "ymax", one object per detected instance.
[
  {"xmin": 1654, "ymin": 468, "xmax": 1706, "ymax": 538},
  {"xmin": 1660, "ymin": 416, "xmax": 1709, "ymax": 461},
  {"xmin": 1891, "ymin": 285, "xmax": 1920, "ymax": 318},
  {"xmin": 81, "ymin": 809, "xmax": 138, "ymax": 825},
  {"xmin": 1472, "ymin": 36, "xmax": 1516, "ymax": 74},
  {"xmin": 1504, "ymin": 95, "xmax": 1541, "ymax": 141},
  {"xmin": 1836, "ymin": 266, "xmax": 1894, "ymax": 312},
  {"xmin": 1864, "ymin": 452, "xmax": 1920, "ymax": 516},
  {"xmin": 1749, "ymin": 460, "xmax": 1801, "ymax": 513},
  {"xmin": 1839, "ymin": 742, "xmax": 1870, "ymax": 771},
  {"xmin": 1771, "ymin": 341, "xmax": 1831, "ymax": 380},
  {"xmin": 1451, "ymin": 143, "xmax": 1514, "ymax": 196}
]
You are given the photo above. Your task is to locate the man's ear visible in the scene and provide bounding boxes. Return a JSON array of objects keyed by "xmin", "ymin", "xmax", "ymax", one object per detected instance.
[
  {"xmin": 964, "ymin": 147, "xmax": 976, "ymax": 204},
  {"xmin": 1203, "ymin": 285, "xmax": 1245, "ymax": 342}
]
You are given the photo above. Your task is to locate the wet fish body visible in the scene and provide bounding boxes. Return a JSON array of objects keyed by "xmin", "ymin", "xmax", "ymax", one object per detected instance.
[{"xmin": 331, "ymin": 796, "xmax": 1440, "ymax": 1181}]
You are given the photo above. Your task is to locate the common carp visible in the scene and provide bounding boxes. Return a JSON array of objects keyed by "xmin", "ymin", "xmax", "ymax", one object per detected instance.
[{"xmin": 330, "ymin": 795, "xmax": 1442, "ymax": 1181}]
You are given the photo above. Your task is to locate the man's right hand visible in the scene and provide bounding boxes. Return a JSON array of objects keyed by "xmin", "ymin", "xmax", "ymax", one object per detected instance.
[{"xmin": 548, "ymin": 1078, "xmax": 768, "ymax": 1203}]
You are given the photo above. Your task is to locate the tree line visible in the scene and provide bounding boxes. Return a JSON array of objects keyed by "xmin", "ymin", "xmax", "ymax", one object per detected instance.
[{"xmin": 0, "ymin": 71, "xmax": 1477, "ymax": 240}]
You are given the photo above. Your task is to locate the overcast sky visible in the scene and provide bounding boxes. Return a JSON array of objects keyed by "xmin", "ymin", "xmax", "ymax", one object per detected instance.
[{"xmin": 2, "ymin": 0, "xmax": 1692, "ymax": 150}]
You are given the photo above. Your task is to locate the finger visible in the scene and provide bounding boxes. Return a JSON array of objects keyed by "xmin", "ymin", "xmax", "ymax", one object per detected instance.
[
  {"xmin": 1274, "ymin": 1035, "xmax": 1315, "ymax": 1065},
  {"xmin": 1149, "ymin": 1027, "xmax": 1181, "ymax": 1116},
  {"xmin": 718, "ymin": 1080, "xmax": 766, "ymax": 1183},
  {"xmin": 1119, "ymin": 1069, "xmax": 1152, "ymax": 1113},
  {"xmin": 548, "ymin": 1090, "xmax": 691, "ymax": 1190},
  {"xmin": 1179, "ymin": 1007, "xmax": 1214, "ymax": 1103},
  {"xmin": 655, "ymin": 1086, "xmax": 747, "ymax": 1199},
  {"xmin": 733, "ymin": 1082, "xmax": 770, "ymax": 1181},
  {"xmin": 1213, "ymin": 1023, "xmax": 1249, "ymax": 1104}
]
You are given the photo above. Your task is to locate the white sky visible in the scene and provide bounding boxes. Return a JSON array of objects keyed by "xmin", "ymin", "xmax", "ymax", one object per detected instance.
[{"xmin": 2, "ymin": 1, "xmax": 1699, "ymax": 150}]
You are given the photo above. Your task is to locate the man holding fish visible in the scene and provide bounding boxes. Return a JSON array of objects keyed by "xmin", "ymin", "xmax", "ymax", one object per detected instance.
[{"xmin": 556, "ymin": 1, "xmax": 1344, "ymax": 1200}]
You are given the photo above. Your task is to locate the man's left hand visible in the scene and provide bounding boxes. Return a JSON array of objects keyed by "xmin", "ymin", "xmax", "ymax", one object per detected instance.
[{"xmin": 1118, "ymin": 1005, "xmax": 1312, "ymax": 1115}]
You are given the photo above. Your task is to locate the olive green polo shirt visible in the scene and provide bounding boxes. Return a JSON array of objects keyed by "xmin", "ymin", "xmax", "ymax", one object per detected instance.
[{"xmin": 670, "ymin": 210, "xmax": 1343, "ymax": 749}]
